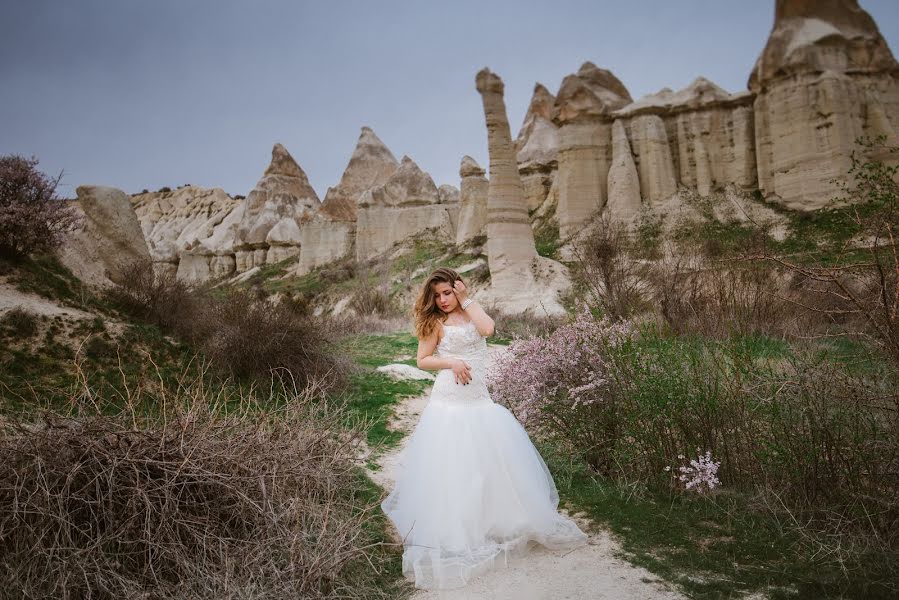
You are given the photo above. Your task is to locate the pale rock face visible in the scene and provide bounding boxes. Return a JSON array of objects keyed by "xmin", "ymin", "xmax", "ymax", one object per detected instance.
[
  {"xmin": 265, "ymin": 217, "xmax": 303, "ymax": 264},
  {"xmin": 553, "ymin": 62, "xmax": 632, "ymax": 239},
  {"xmin": 456, "ymin": 155, "xmax": 489, "ymax": 245},
  {"xmin": 235, "ymin": 143, "xmax": 318, "ymax": 271},
  {"xmin": 606, "ymin": 120, "xmax": 642, "ymax": 222},
  {"xmin": 749, "ymin": 0, "xmax": 898, "ymax": 91},
  {"xmin": 613, "ymin": 77, "xmax": 733, "ymax": 117},
  {"xmin": 516, "ymin": 84, "xmax": 560, "ymax": 170},
  {"xmin": 294, "ymin": 215, "xmax": 355, "ymax": 276},
  {"xmin": 56, "ymin": 186, "xmax": 153, "ymax": 287},
  {"xmin": 355, "ymin": 156, "xmax": 457, "ymax": 261},
  {"xmin": 320, "ymin": 126, "xmax": 399, "ymax": 221},
  {"xmin": 750, "ymin": 0, "xmax": 899, "ymax": 210},
  {"xmin": 438, "ymin": 184, "xmax": 461, "ymax": 234},
  {"xmin": 553, "ymin": 62, "xmax": 632, "ymax": 123},
  {"xmin": 476, "ymin": 67, "xmax": 571, "ymax": 317},
  {"xmin": 612, "ymin": 78, "xmax": 757, "ymax": 197},
  {"xmin": 627, "ymin": 114, "xmax": 679, "ymax": 203},
  {"xmin": 437, "ymin": 184, "xmax": 460, "ymax": 205},
  {"xmin": 516, "ymin": 85, "xmax": 560, "ymax": 212},
  {"xmin": 132, "ymin": 186, "xmax": 242, "ymax": 275}
]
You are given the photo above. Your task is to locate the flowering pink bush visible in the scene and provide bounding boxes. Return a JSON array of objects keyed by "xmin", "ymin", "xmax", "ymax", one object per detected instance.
[
  {"xmin": 666, "ymin": 450, "xmax": 721, "ymax": 494},
  {"xmin": 487, "ymin": 304, "xmax": 634, "ymax": 470},
  {"xmin": 0, "ymin": 154, "xmax": 80, "ymax": 259}
]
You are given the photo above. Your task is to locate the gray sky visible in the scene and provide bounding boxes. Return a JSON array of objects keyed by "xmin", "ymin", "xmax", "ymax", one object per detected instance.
[{"xmin": 3, "ymin": 1, "xmax": 899, "ymax": 200}]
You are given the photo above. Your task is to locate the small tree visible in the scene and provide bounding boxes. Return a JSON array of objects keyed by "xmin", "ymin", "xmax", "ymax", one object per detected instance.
[
  {"xmin": 761, "ymin": 136, "xmax": 899, "ymax": 366},
  {"xmin": 0, "ymin": 154, "xmax": 81, "ymax": 259}
]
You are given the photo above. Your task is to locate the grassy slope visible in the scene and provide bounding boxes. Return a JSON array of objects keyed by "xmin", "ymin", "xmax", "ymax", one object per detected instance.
[
  {"xmin": 0, "ymin": 254, "xmax": 412, "ymax": 598},
  {"xmin": 5, "ymin": 194, "xmax": 892, "ymax": 598}
]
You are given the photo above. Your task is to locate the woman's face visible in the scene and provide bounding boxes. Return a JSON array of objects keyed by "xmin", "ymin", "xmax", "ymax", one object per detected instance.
[{"xmin": 432, "ymin": 281, "xmax": 457, "ymax": 313}]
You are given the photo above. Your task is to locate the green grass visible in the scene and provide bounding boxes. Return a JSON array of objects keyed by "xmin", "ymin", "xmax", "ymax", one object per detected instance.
[
  {"xmin": 540, "ymin": 438, "xmax": 897, "ymax": 599},
  {"xmin": 0, "ymin": 318, "xmax": 199, "ymax": 414},
  {"xmin": 533, "ymin": 202, "xmax": 561, "ymax": 259},
  {"xmin": 334, "ymin": 330, "xmax": 431, "ymax": 448},
  {"xmin": 345, "ymin": 466, "xmax": 413, "ymax": 598}
]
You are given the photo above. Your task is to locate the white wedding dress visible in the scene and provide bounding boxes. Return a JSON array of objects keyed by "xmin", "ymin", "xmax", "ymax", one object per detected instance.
[{"xmin": 380, "ymin": 319, "xmax": 589, "ymax": 590}]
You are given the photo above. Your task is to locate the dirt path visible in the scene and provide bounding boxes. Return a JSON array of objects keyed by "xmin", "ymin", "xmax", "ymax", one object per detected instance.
[
  {"xmin": 0, "ymin": 279, "xmax": 94, "ymax": 319},
  {"xmin": 362, "ymin": 344, "xmax": 686, "ymax": 600}
]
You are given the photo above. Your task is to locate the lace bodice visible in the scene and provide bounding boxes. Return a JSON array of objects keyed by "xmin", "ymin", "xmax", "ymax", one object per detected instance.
[
  {"xmin": 431, "ymin": 320, "xmax": 491, "ymax": 406},
  {"xmin": 435, "ymin": 320, "xmax": 488, "ymax": 361}
]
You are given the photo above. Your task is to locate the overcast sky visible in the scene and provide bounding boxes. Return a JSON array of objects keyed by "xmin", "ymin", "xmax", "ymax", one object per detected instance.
[{"xmin": 2, "ymin": 1, "xmax": 899, "ymax": 200}]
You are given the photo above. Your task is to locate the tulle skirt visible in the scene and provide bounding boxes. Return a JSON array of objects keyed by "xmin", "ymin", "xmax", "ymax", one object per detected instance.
[{"xmin": 380, "ymin": 384, "xmax": 589, "ymax": 590}]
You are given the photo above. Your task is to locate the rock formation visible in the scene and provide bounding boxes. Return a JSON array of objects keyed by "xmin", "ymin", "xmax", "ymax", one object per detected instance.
[
  {"xmin": 456, "ymin": 155, "xmax": 488, "ymax": 245},
  {"xmin": 606, "ymin": 120, "xmax": 642, "ymax": 222},
  {"xmin": 553, "ymin": 62, "xmax": 632, "ymax": 239},
  {"xmin": 295, "ymin": 127, "xmax": 400, "ymax": 276},
  {"xmin": 750, "ymin": 0, "xmax": 899, "ymax": 209},
  {"xmin": 319, "ymin": 127, "xmax": 399, "ymax": 222},
  {"xmin": 132, "ymin": 186, "xmax": 241, "ymax": 278},
  {"xmin": 515, "ymin": 84, "xmax": 560, "ymax": 212},
  {"xmin": 355, "ymin": 155, "xmax": 458, "ymax": 261},
  {"xmin": 612, "ymin": 78, "xmax": 756, "ymax": 202},
  {"xmin": 625, "ymin": 114, "xmax": 679, "ymax": 203},
  {"xmin": 475, "ymin": 67, "xmax": 571, "ymax": 316},
  {"xmin": 57, "ymin": 185, "xmax": 152, "ymax": 287},
  {"xmin": 234, "ymin": 143, "xmax": 319, "ymax": 272},
  {"xmin": 61, "ymin": 0, "xmax": 899, "ymax": 302}
]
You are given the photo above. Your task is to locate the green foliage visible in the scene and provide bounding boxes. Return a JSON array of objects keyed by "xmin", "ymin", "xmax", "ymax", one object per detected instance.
[{"xmin": 542, "ymin": 439, "xmax": 897, "ymax": 599}]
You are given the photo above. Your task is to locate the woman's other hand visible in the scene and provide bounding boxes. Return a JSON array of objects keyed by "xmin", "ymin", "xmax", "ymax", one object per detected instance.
[{"xmin": 451, "ymin": 358, "xmax": 472, "ymax": 384}]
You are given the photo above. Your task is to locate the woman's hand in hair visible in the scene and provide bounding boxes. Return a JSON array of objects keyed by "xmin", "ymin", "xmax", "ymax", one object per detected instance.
[{"xmin": 452, "ymin": 278, "xmax": 469, "ymax": 303}]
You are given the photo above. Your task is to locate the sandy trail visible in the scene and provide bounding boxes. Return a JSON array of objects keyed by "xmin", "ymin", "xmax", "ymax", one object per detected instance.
[
  {"xmin": 0, "ymin": 279, "xmax": 94, "ymax": 319},
  {"xmin": 362, "ymin": 343, "xmax": 686, "ymax": 600}
]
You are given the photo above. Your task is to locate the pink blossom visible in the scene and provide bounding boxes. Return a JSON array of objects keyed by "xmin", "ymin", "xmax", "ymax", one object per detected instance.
[{"xmin": 486, "ymin": 303, "xmax": 634, "ymax": 426}]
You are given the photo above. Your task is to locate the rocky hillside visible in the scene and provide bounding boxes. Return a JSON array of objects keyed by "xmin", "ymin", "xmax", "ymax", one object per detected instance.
[{"xmin": 46, "ymin": 0, "xmax": 898, "ymax": 319}]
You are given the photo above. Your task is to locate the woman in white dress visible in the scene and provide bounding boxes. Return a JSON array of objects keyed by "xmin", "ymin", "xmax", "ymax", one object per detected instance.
[{"xmin": 380, "ymin": 267, "xmax": 589, "ymax": 590}]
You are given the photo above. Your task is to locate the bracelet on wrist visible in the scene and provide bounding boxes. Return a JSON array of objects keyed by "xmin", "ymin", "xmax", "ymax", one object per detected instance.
[{"xmin": 461, "ymin": 298, "xmax": 474, "ymax": 310}]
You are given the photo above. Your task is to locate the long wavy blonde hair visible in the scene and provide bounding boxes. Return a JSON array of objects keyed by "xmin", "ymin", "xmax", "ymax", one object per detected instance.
[{"xmin": 413, "ymin": 267, "xmax": 463, "ymax": 340}]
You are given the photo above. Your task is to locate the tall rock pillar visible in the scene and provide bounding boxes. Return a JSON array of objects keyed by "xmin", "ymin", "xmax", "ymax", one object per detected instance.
[
  {"xmin": 552, "ymin": 62, "xmax": 632, "ymax": 239},
  {"xmin": 476, "ymin": 68, "xmax": 538, "ymax": 268},
  {"xmin": 750, "ymin": 0, "xmax": 899, "ymax": 210},
  {"xmin": 475, "ymin": 67, "xmax": 571, "ymax": 316}
]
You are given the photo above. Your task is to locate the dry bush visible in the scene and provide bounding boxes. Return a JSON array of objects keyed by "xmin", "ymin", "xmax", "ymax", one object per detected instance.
[
  {"xmin": 105, "ymin": 258, "xmax": 210, "ymax": 343},
  {"xmin": 650, "ymin": 243, "xmax": 801, "ymax": 339},
  {"xmin": 759, "ymin": 137, "xmax": 899, "ymax": 367},
  {"xmin": 489, "ymin": 306, "xmax": 568, "ymax": 342},
  {"xmin": 203, "ymin": 288, "xmax": 352, "ymax": 390},
  {"xmin": 349, "ymin": 285, "xmax": 397, "ymax": 317},
  {"xmin": 0, "ymin": 359, "xmax": 394, "ymax": 599},
  {"xmin": 348, "ymin": 262, "xmax": 399, "ymax": 318},
  {"xmin": 569, "ymin": 213, "xmax": 653, "ymax": 321},
  {"xmin": 326, "ymin": 312, "xmax": 412, "ymax": 338},
  {"xmin": 0, "ymin": 307, "xmax": 39, "ymax": 339},
  {"xmin": 0, "ymin": 154, "xmax": 81, "ymax": 259},
  {"xmin": 107, "ymin": 260, "xmax": 349, "ymax": 390}
]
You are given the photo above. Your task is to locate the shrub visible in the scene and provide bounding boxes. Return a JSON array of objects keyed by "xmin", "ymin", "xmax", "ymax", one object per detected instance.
[
  {"xmin": 569, "ymin": 213, "xmax": 652, "ymax": 321},
  {"xmin": 760, "ymin": 136, "xmax": 899, "ymax": 367},
  {"xmin": 0, "ymin": 307, "xmax": 38, "ymax": 339},
  {"xmin": 203, "ymin": 288, "xmax": 350, "ymax": 388},
  {"xmin": 0, "ymin": 362, "xmax": 391, "ymax": 599},
  {"xmin": 0, "ymin": 154, "xmax": 81, "ymax": 259},
  {"xmin": 105, "ymin": 258, "xmax": 207, "ymax": 341},
  {"xmin": 349, "ymin": 284, "xmax": 397, "ymax": 317},
  {"xmin": 490, "ymin": 311, "xmax": 899, "ymax": 587},
  {"xmin": 487, "ymin": 303, "xmax": 635, "ymax": 473},
  {"xmin": 650, "ymin": 243, "xmax": 799, "ymax": 339},
  {"xmin": 107, "ymin": 259, "xmax": 348, "ymax": 389}
]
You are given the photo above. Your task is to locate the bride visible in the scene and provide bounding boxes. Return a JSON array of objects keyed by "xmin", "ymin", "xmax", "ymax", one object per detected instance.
[{"xmin": 380, "ymin": 267, "xmax": 589, "ymax": 590}]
